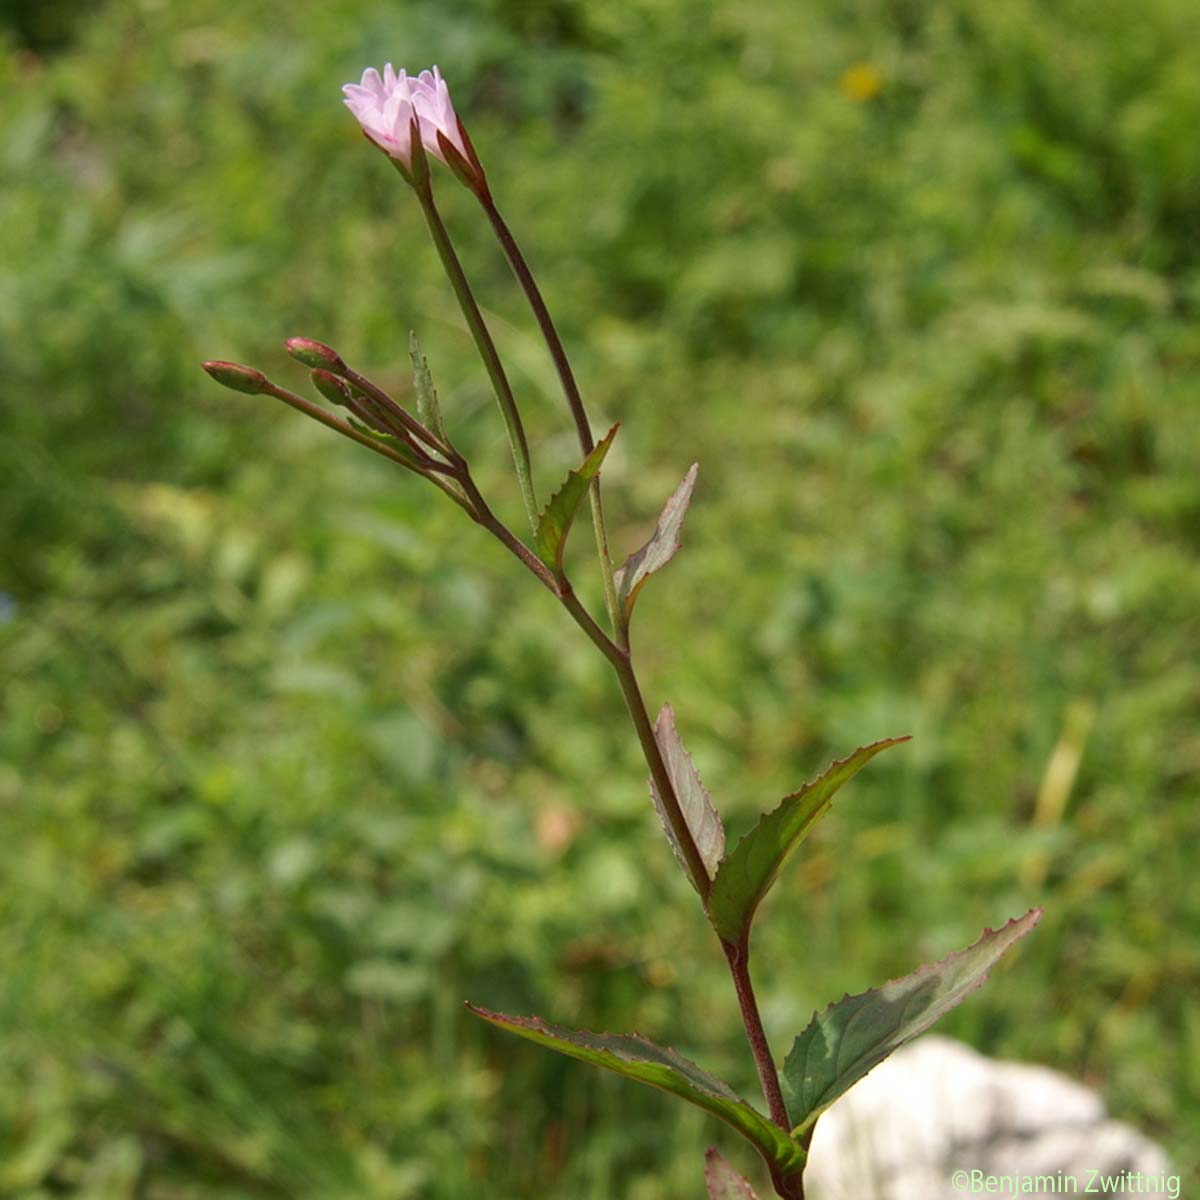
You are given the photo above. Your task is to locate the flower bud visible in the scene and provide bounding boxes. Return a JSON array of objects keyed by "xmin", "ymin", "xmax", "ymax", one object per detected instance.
[
  {"xmin": 201, "ymin": 360, "xmax": 269, "ymax": 395},
  {"xmin": 310, "ymin": 368, "xmax": 354, "ymax": 407},
  {"xmin": 285, "ymin": 337, "xmax": 346, "ymax": 373}
]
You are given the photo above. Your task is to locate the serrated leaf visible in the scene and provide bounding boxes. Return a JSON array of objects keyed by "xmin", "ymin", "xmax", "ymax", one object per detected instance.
[
  {"xmin": 408, "ymin": 331, "xmax": 449, "ymax": 446},
  {"xmin": 705, "ymin": 1147, "xmax": 760, "ymax": 1199},
  {"xmin": 614, "ymin": 463, "xmax": 698, "ymax": 621},
  {"xmin": 781, "ymin": 909, "xmax": 1043, "ymax": 1134},
  {"xmin": 535, "ymin": 424, "xmax": 618, "ymax": 575},
  {"xmin": 467, "ymin": 1005, "xmax": 805, "ymax": 1174},
  {"xmin": 708, "ymin": 739, "xmax": 909, "ymax": 943},
  {"xmin": 650, "ymin": 704, "xmax": 725, "ymax": 886}
]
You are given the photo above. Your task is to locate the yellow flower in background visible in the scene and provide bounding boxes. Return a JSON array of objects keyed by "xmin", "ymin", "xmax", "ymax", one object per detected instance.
[{"xmin": 840, "ymin": 61, "xmax": 884, "ymax": 103}]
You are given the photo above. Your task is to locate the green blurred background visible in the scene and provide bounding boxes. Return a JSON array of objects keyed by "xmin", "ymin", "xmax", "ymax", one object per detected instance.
[{"xmin": 2, "ymin": 0, "xmax": 1198, "ymax": 1195}]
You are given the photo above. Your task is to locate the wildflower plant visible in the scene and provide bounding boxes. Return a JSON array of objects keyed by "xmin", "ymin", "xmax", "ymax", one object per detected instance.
[{"xmin": 203, "ymin": 63, "xmax": 1042, "ymax": 1200}]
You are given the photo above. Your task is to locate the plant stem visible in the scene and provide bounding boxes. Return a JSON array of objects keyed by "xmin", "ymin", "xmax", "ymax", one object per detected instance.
[
  {"xmin": 722, "ymin": 939, "xmax": 790, "ymax": 1130},
  {"xmin": 525, "ymin": 552, "xmax": 799, "ymax": 1189},
  {"xmin": 722, "ymin": 940, "xmax": 807, "ymax": 1198},
  {"xmin": 415, "ymin": 183, "xmax": 540, "ymax": 534},
  {"xmin": 262, "ymin": 382, "xmax": 475, "ymax": 515},
  {"xmin": 456, "ymin": 472, "xmax": 561, "ymax": 595},
  {"xmin": 479, "ymin": 194, "xmax": 621, "ymax": 636},
  {"xmin": 459, "ymin": 498, "xmax": 707, "ymax": 901},
  {"xmin": 559, "ymin": 584, "xmax": 623, "ymax": 663},
  {"xmin": 459, "ymin": 450, "xmax": 806, "ymax": 1197},
  {"xmin": 459, "ymin": 490, "xmax": 706, "ymax": 903},
  {"xmin": 595, "ymin": 642, "xmax": 712, "ymax": 901},
  {"xmin": 607, "ymin": 649, "xmax": 805, "ymax": 1199},
  {"xmin": 771, "ymin": 1165, "xmax": 806, "ymax": 1200}
]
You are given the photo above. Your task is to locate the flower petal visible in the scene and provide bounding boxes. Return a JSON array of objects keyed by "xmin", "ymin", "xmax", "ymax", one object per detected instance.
[{"xmin": 359, "ymin": 67, "xmax": 385, "ymax": 98}]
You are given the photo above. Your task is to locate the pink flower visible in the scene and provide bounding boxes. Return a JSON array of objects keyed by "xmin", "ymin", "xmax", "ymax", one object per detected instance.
[
  {"xmin": 408, "ymin": 67, "xmax": 471, "ymax": 167},
  {"xmin": 342, "ymin": 64, "xmax": 418, "ymax": 166},
  {"xmin": 343, "ymin": 64, "xmax": 485, "ymax": 191}
]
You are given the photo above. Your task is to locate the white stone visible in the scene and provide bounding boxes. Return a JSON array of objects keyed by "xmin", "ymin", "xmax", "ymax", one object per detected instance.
[{"xmin": 804, "ymin": 1036, "xmax": 1176, "ymax": 1200}]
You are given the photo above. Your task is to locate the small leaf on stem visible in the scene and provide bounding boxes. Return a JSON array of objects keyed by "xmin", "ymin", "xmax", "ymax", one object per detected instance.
[
  {"xmin": 708, "ymin": 738, "xmax": 909, "ymax": 943},
  {"xmin": 409, "ymin": 331, "xmax": 450, "ymax": 446},
  {"xmin": 325, "ymin": 384, "xmax": 423, "ymax": 460},
  {"xmin": 467, "ymin": 1005, "xmax": 805, "ymax": 1174},
  {"xmin": 614, "ymin": 463, "xmax": 698, "ymax": 623},
  {"xmin": 342, "ymin": 416, "xmax": 422, "ymax": 463},
  {"xmin": 650, "ymin": 705, "xmax": 725, "ymax": 885},
  {"xmin": 705, "ymin": 1148, "xmax": 760, "ymax": 1200},
  {"xmin": 535, "ymin": 424, "xmax": 618, "ymax": 576},
  {"xmin": 780, "ymin": 908, "xmax": 1043, "ymax": 1135}
]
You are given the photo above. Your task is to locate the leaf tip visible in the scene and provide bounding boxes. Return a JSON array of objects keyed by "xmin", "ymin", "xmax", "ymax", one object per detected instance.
[
  {"xmin": 986, "ymin": 907, "xmax": 1044, "ymax": 937},
  {"xmin": 465, "ymin": 1001, "xmax": 509, "ymax": 1026},
  {"xmin": 705, "ymin": 1146, "xmax": 760, "ymax": 1199},
  {"xmin": 595, "ymin": 422, "xmax": 620, "ymax": 454}
]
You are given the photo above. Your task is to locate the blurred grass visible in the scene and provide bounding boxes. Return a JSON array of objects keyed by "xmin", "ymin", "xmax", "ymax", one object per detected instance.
[{"xmin": 1, "ymin": 0, "xmax": 1198, "ymax": 1195}]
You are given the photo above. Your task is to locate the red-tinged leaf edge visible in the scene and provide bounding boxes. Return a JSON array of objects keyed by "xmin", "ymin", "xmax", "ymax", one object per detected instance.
[
  {"xmin": 781, "ymin": 908, "xmax": 1043, "ymax": 1135},
  {"xmin": 705, "ymin": 1147, "xmax": 760, "ymax": 1199},
  {"xmin": 467, "ymin": 1004, "xmax": 805, "ymax": 1174},
  {"xmin": 614, "ymin": 463, "xmax": 699, "ymax": 622},
  {"xmin": 650, "ymin": 704, "xmax": 726, "ymax": 886}
]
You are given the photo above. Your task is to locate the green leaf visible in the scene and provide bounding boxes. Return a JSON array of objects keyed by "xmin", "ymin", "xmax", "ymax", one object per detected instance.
[
  {"xmin": 467, "ymin": 1005, "xmax": 805, "ymax": 1174},
  {"xmin": 705, "ymin": 1148, "xmax": 760, "ymax": 1199},
  {"xmin": 650, "ymin": 704, "xmax": 725, "ymax": 886},
  {"xmin": 781, "ymin": 909, "xmax": 1043, "ymax": 1135},
  {"xmin": 535, "ymin": 425, "xmax": 619, "ymax": 575},
  {"xmin": 614, "ymin": 463, "xmax": 698, "ymax": 621},
  {"xmin": 408, "ymin": 330, "xmax": 449, "ymax": 446},
  {"xmin": 708, "ymin": 739, "xmax": 908, "ymax": 943}
]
